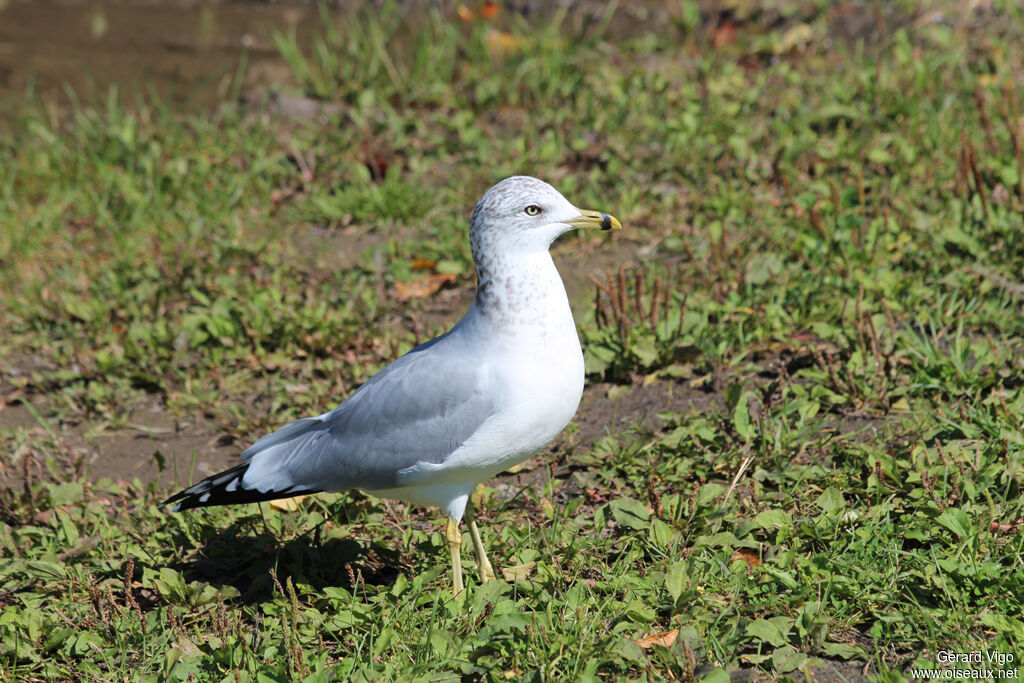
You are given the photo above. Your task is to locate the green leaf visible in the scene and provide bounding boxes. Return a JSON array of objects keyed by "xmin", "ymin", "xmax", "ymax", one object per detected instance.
[
  {"xmin": 26, "ymin": 560, "xmax": 67, "ymax": 579},
  {"xmin": 697, "ymin": 483, "xmax": 727, "ymax": 506},
  {"xmin": 488, "ymin": 613, "xmax": 532, "ymax": 632},
  {"xmin": 754, "ymin": 509, "xmax": 792, "ymax": 529},
  {"xmin": 43, "ymin": 628, "xmax": 75, "ymax": 653},
  {"xmin": 608, "ymin": 497, "xmax": 651, "ymax": 530},
  {"xmin": 732, "ymin": 391, "xmax": 756, "ymax": 441},
  {"xmin": 48, "ymin": 482, "xmax": 84, "ymax": 506},
  {"xmin": 649, "ymin": 518, "xmax": 681, "ymax": 550},
  {"xmin": 701, "ymin": 669, "xmax": 731, "ymax": 683},
  {"xmin": 816, "ymin": 487, "xmax": 845, "ymax": 516},
  {"xmin": 631, "ymin": 337, "xmax": 659, "ymax": 368},
  {"xmin": 747, "ymin": 618, "xmax": 791, "ymax": 647},
  {"xmin": 429, "ymin": 628, "xmax": 453, "ymax": 656},
  {"xmin": 665, "ymin": 560, "xmax": 688, "ymax": 602},
  {"xmin": 611, "ymin": 637, "xmax": 644, "ymax": 664},
  {"xmin": 724, "ymin": 382, "xmax": 744, "ymax": 410},
  {"xmin": 936, "ymin": 508, "xmax": 973, "ymax": 539},
  {"xmin": 772, "ymin": 645, "xmax": 808, "ymax": 673},
  {"xmin": 764, "ymin": 567, "xmax": 799, "ymax": 590},
  {"xmin": 694, "ymin": 531, "xmax": 756, "ymax": 548},
  {"xmin": 823, "ymin": 642, "xmax": 867, "ymax": 659},
  {"xmin": 980, "ymin": 612, "xmax": 1024, "ymax": 639},
  {"xmin": 623, "ymin": 599, "xmax": 657, "ymax": 623}
]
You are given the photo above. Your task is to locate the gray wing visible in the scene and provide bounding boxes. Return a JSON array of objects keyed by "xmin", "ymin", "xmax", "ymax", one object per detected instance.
[{"xmin": 239, "ymin": 331, "xmax": 497, "ymax": 493}]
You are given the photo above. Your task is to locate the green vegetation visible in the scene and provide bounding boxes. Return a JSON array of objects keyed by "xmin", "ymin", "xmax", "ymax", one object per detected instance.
[{"xmin": 2, "ymin": 1, "xmax": 1024, "ymax": 680}]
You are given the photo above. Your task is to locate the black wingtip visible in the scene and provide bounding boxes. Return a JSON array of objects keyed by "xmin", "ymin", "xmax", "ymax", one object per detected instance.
[{"xmin": 160, "ymin": 461, "xmax": 321, "ymax": 512}]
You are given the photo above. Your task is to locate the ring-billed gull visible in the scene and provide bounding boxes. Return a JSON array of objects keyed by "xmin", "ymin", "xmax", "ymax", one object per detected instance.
[{"xmin": 161, "ymin": 176, "xmax": 621, "ymax": 593}]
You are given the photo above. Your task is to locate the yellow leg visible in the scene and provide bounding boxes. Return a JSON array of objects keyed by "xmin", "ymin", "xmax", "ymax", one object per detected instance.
[
  {"xmin": 466, "ymin": 500, "xmax": 496, "ymax": 582},
  {"xmin": 445, "ymin": 517, "xmax": 464, "ymax": 594}
]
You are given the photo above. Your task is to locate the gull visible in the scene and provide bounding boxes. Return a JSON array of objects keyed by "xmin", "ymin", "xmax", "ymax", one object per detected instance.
[{"xmin": 161, "ymin": 176, "xmax": 621, "ymax": 593}]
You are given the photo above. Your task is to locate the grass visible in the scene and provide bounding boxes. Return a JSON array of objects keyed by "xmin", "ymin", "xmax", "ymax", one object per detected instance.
[{"xmin": 2, "ymin": 0, "xmax": 1024, "ymax": 680}]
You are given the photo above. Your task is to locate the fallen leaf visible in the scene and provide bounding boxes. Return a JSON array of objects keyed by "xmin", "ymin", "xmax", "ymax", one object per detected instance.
[
  {"xmin": 890, "ymin": 398, "xmax": 910, "ymax": 412},
  {"xmin": 689, "ymin": 374, "xmax": 712, "ymax": 389},
  {"xmin": 774, "ymin": 22, "xmax": 813, "ymax": 54},
  {"xmin": 363, "ymin": 153, "xmax": 390, "ymax": 182},
  {"xmin": 410, "ymin": 257, "xmax": 438, "ymax": 271},
  {"xmin": 487, "ymin": 29, "xmax": 525, "ymax": 57},
  {"xmin": 393, "ymin": 273, "xmax": 457, "ymax": 301},
  {"xmin": 501, "ymin": 562, "xmax": 535, "ymax": 582},
  {"xmin": 712, "ymin": 19, "xmax": 737, "ymax": 48},
  {"xmin": 269, "ymin": 495, "xmax": 309, "ymax": 512},
  {"xmin": 731, "ymin": 548, "xmax": 761, "ymax": 567},
  {"xmin": 636, "ymin": 629, "xmax": 679, "ymax": 649},
  {"xmin": 503, "ymin": 457, "xmax": 536, "ymax": 474},
  {"xmin": 480, "ymin": 1, "xmax": 499, "ymax": 20}
]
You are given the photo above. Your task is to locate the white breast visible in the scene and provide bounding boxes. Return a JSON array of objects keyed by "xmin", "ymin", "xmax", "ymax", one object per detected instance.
[{"xmin": 394, "ymin": 250, "xmax": 585, "ymax": 488}]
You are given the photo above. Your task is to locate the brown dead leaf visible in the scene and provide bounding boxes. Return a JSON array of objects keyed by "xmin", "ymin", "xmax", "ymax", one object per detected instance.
[
  {"xmin": 503, "ymin": 457, "xmax": 537, "ymax": 474},
  {"xmin": 774, "ymin": 22, "xmax": 813, "ymax": 54},
  {"xmin": 688, "ymin": 374, "xmax": 712, "ymax": 389},
  {"xmin": 480, "ymin": 1, "xmax": 499, "ymax": 20},
  {"xmin": 487, "ymin": 29, "xmax": 525, "ymax": 57},
  {"xmin": 636, "ymin": 629, "xmax": 679, "ymax": 649},
  {"xmin": 712, "ymin": 19, "xmax": 737, "ymax": 48},
  {"xmin": 364, "ymin": 154, "xmax": 391, "ymax": 182},
  {"xmin": 393, "ymin": 273, "xmax": 457, "ymax": 301},
  {"xmin": 458, "ymin": 2, "xmax": 498, "ymax": 23},
  {"xmin": 501, "ymin": 562, "xmax": 535, "ymax": 582},
  {"xmin": 410, "ymin": 257, "xmax": 438, "ymax": 271},
  {"xmin": 731, "ymin": 548, "xmax": 761, "ymax": 567}
]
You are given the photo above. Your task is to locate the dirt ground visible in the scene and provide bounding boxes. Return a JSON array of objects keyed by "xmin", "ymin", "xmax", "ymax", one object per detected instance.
[{"xmin": 0, "ymin": 0, "xmax": 683, "ymax": 112}]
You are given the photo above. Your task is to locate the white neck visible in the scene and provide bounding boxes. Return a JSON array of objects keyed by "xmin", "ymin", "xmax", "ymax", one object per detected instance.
[{"xmin": 469, "ymin": 250, "xmax": 576, "ymax": 343}]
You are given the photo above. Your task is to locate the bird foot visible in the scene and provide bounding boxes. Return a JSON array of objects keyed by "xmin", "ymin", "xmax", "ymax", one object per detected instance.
[{"xmin": 445, "ymin": 517, "xmax": 464, "ymax": 594}]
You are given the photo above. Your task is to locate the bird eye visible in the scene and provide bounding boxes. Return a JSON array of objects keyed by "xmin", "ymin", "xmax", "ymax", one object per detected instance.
[{"xmin": 524, "ymin": 205, "xmax": 541, "ymax": 216}]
